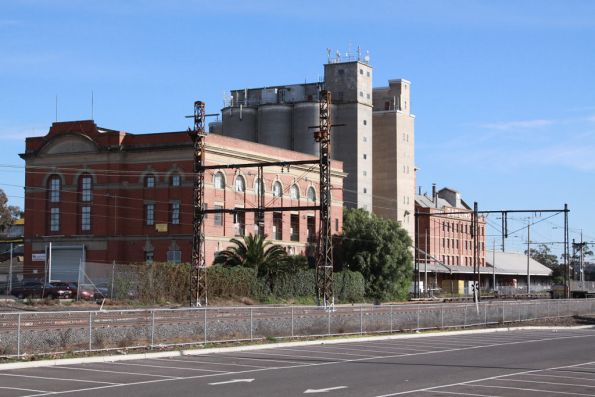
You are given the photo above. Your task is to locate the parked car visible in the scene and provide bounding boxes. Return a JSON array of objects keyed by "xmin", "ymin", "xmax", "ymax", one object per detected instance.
[{"xmin": 11, "ymin": 281, "xmax": 73, "ymax": 299}]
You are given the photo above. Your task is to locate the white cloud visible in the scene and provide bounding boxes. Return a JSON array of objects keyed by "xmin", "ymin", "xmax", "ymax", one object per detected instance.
[{"xmin": 479, "ymin": 119, "xmax": 555, "ymax": 131}]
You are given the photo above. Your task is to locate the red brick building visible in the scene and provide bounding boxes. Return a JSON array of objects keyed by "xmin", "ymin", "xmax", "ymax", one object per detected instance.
[
  {"xmin": 415, "ymin": 187, "xmax": 486, "ymax": 294},
  {"xmin": 416, "ymin": 187, "xmax": 486, "ymax": 267},
  {"xmin": 20, "ymin": 121, "xmax": 344, "ymax": 281}
]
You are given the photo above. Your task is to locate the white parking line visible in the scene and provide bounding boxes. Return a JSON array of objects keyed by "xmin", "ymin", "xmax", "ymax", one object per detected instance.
[
  {"xmin": 217, "ymin": 354, "xmax": 306, "ymax": 365},
  {"xmin": 53, "ymin": 365, "xmax": 180, "ymax": 379},
  {"xmin": 420, "ymin": 390, "xmax": 496, "ymax": 397},
  {"xmin": 109, "ymin": 361, "xmax": 229, "ymax": 373},
  {"xmin": 275, "ymin": 347, "xmax": 373, "ymax": 357},
  {"xmin": 0, "ymin": 386, "xmax": 51, "ymax": 393},
  {"xmin": 315, "ymin": 344, "xmax": 410, "ymax": 355},
  {"xmin": 522, "ymin": 373, "xmax": 595, "ymax": 382},
  {"xmin": 470, "ymin": 384, "xmax": 594, "ymax": 396},
  {"xmin": 502, "ymin": 378, "xmax": 595, "ymax": 388},
  {"xmin": 153, "ymin": 357, "xmax": 268, "ymax": 369},
  {"xmin": 0, "ymin": 372, "xmax": 120, "ymax": 385},
  {"xmin": 373, "ymin": 360, "xmax": 595, "ymax": 396},
  {"xmin": 237, "ymin": 350, "xmax": 349, "ymax": 362}
]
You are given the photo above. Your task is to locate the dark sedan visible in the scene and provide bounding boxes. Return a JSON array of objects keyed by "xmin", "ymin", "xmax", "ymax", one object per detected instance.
[{"xmin": 11, "ymin": 281, "xmax": 73, "ymax": 299}]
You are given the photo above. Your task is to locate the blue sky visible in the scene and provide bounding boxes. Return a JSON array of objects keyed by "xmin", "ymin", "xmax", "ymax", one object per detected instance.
[{"xmin": 1, "ymin": 0, "xmax": 594, "ymax": 254}]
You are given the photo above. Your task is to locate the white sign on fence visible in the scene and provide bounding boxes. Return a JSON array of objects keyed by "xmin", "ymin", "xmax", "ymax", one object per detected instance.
[{"xmin": 32, "ymin": 253, "xmax": 46, "ymax": 261}]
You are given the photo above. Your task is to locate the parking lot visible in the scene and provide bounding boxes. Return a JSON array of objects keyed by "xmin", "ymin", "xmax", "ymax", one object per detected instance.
[{"xmin": 1, "ymin": 328, "xmax": 594, "ymax": 396}]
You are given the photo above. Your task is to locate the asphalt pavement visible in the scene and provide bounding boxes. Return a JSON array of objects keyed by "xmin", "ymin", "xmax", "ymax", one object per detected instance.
[{"xmin": 1, "ymin": 327, "xmax": 595, "ymax": 396}]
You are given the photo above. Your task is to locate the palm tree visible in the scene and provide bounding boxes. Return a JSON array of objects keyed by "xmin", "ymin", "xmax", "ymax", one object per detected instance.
[{"xmin": 214, "ymin": 234, "xmax": 289, "ymax": 288}]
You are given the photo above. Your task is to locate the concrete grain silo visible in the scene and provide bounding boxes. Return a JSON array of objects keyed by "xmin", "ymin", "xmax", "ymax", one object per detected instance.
[
  {"xmin": 292, "ymin": 102, "xmax": 319, "ymax": 155},
  {"xmin": 221, "ymin": 106, "xmax": 257, "ymax": 141},
  {"xmin": 257, "ymin": 104, "xmax": 292, "ymax": 149}
]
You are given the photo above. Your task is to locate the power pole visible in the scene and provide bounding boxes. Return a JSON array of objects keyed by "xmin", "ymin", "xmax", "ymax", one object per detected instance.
[
  {"xmin": 526, "ymin": 219, "xmax": 530, "ymax": 295},
  {"xmin": 188, "ymin": 101, "xmax": 207, "ymax": 307},
  {"xmin": 314, "ymin": 90, "xmax": 334, "ymax": 309},
  {"xmin": 580, "ymin": 230, "xmax": 584, "ymax": 283}
]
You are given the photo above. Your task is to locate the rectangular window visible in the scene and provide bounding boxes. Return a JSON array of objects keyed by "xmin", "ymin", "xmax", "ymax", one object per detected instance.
[
  {"xmin": 307, "ymin": 216, "xmax": 315, "ymax": 242},
  {"xmin": 273, "ymin": 212, "xmax": 282, "ymax": 240},
  {"xmin": 146, "ymin": 175, "xmax": 155, "ymax": 188},
  {"xmin": 363, "ymin": 154, "xmax": 367, "ymax": 160},
  {"xmin": 234, "ymin": 210, "xmax": 245, "ymax": 236},
  {"xmin": 167, "ymin": 250, "xmax": 181, "ymax": 264},
  {"xmin": 359, "ymin": 68, "xmax": 363, "ymax": 75},
  {"xmin": 50, "ymin": 207, "xmax": 60, "ymax": 232},
  {"xmin": 171, "ymin": 174, "xmax": 181, "ymax": 187},
  {"xmin": 171, "ymin": 201, "xmax": 180, "ymax": 225},
  {"xmin": 363, "ymin": 136, "xmax": 367, "ymax": 142},
  {"xmin": 290, "ymin": 214, "xmax": 299, "ymax": 242},
  {"xmin": 81, "ymin": 176, "xmax": 92, "ymax": 202},
  {"xmin": 50, "ymin": 178, "xmax": 60, "ymax": 203},
  {"xmin": 145, "ymin": 204, "xmax": 155, "ymax": 226},
  {"xmin": 214, "ymin": 204, "xmax": 223, "ymax": 226},
  {"xmin": 145, "ymin": 251, "xmax": 154, "ymax": 265},
  {"xmin": 335, "ymin": 218, "xmax": 339, "ymax": 232},
  {"xmin": 359, "ymin": 91, "xmax": 364, "ymax": 97},
  {"xmin": 81, "ymin": 206, "xmax": 91, "ymax": 231},
  {"xmin": 363, "ymin": 119, "xmax": 367, "ymax": 126}
]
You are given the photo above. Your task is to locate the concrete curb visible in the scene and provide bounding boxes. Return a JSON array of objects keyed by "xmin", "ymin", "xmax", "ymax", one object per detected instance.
[{"xmin": 1, "ymin": 325, "xmax": 593, "ymax": 371}]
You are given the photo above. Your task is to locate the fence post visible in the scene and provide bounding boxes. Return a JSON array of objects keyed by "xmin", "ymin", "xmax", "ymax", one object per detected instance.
[
  {"xmin": 291, "ymin": 306, "xmax": 294, "ymax": 338},
  {"xmin": 390, "ymin": 305, "xmax": 393, "ymax": 333},
  {"xmin": 327, "ymin": 308, "xmax": 331, "ymax": 336},
  {"xmin": 416, "ymin": 307, "xmax": 420, "ymax": 331},
  {"xmin": 204, "ymin": 308, "xmax": 207, "ymax": 345},
  {"xmin": 17, "ymin": 313, "xmax": 21, "ymax": 358},
  {"xmin": 150, "ymin": 310, "xmax": 155, "ymax": 348},
  {"xmin": 359, "ymin": 304, "xmax": 363, "ymax": 335},
  {"xmin": 441, "ymin": 306, "xmax": 444, "ymax": 329},
  {"xmin": 250, "ymin": 308, "xmax": 253, "ymax": 341},
  {"xmin": 88, "ymin": 312, "xmax": 93, "ymax": 352},
  {"xmin": 502, "ymin": 301, "xmax": 505, "ymax": 323}
]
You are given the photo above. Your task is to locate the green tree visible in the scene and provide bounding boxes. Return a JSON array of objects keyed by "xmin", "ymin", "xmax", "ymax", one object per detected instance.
[
  {"xmin": 526, "ymin": 244, "xmax": 564, "ymax": 284},
  {"xmin": 341, "ymin": 208, "xmax": 413, "ymax": 301},
  {"xmin": 213, "ymin": 233, "xmax": 289, "ymax": 290},
  {"xmin": 0, "ymin": 189, "xmax": 21, "ymax": 233}
]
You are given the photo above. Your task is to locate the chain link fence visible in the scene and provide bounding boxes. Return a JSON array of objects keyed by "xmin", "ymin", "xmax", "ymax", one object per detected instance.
[{"xmin": 0, "ymin": 299, "xmax": 593, "ymax": 358}]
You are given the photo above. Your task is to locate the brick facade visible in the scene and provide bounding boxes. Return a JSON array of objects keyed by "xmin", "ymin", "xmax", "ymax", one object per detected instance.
[{"xmin": 20, "ymin": 121, "xmax": 344, "ymax": 277}]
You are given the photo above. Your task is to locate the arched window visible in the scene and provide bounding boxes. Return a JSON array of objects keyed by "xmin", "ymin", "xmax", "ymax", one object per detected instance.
[
  {"xmin": 272, "ymin": 181, "xmax": 282, "ymax": 198},
  {"xmin": 48, "ymin": 175, "xmax": 61, "ymax": 203},
  {"xmin": 235, "ymin": 175, "xmax": 246, "ymax": 192},
  {"xmin": 79, "ymin": 174, "xmax": 93, "ymax": 202},
  {"xmin": 290, "ymin": 184, "xmax": 300, "ymax": 200},
  {"xmin": 171, "ymin": 173, "xmax": 181, "ymax": 187},
  {"xmin": 307, "ymin": 186, "xmax": 316, "ymax": 202},
  {"xmin": 47, "ymin": 175, "xmax": 61, "ymax": 232},
  {"xmin": 145, "ymin": 174, "xmax": 156, "ymax": 188},
  {"xmin": 254, "ymin": 178, "xmax": 264, "ymax": 195},
  {"xmin": 214, "ymin": 172, "xmax": 225, "ymax": 189}
]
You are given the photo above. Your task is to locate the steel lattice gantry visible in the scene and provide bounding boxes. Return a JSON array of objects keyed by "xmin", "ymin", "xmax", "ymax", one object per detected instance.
[
  {"xmin": 188, "ymin": 101, "xmax": 207, "ymax": 307},
  {"xmin": 188, "ymin": 91, "xmax": 334, "ymax": 307},
  {"xmin": 314, "ymin": 90, "xmax": 334, "ymax": 308}
]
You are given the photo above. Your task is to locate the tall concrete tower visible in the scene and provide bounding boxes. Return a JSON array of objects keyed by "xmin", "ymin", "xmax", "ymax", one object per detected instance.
[
  {"xmin": 324, "ymin": 59, "xmax": 373, "ymax": 211},
  {"xmin": 372, "ymin": 79, "xmax": 415, "ymax": 239}
]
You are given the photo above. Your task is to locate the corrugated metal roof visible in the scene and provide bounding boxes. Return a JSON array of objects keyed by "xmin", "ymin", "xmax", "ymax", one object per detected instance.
[
  {"xmin": 416, "ymin": 251, "xmax": 552, "ymax": 277},
  {"xmin": 486, "ymin": 250, "xmax": 552, "ymax": 276}
]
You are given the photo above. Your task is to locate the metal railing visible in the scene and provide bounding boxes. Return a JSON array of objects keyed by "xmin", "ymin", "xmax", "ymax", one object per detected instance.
[{"xmin": 0, "ymin": 299, "xmax": 593, "ymax": 359}]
